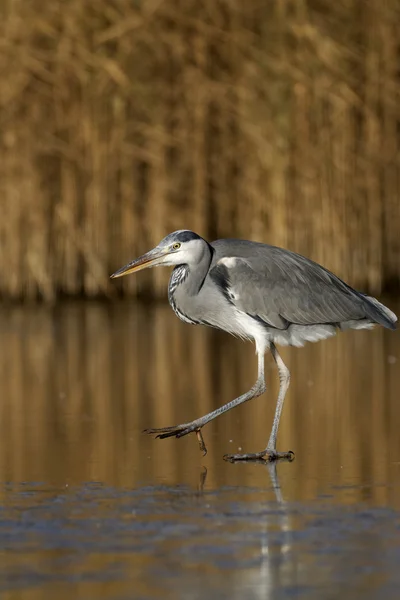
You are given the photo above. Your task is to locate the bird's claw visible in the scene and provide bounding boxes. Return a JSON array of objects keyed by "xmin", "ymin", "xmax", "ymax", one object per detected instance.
[
  {"xmin": 144, "ymin": 424, "xmax": 207, "ymax": 456},
  {"xmin": 144, "ymin": 424, "xmax": 188, "ymax": 438},
  {"xmin": 223, "ymin": 449, "xmax": 295, "ymax": 463},
  {"xmin": 195, "ymin": 429, "xmax": 207, "ymax": 456},
  {"xmin": 143, "ymin": 424, "xmax": 196, "ymax": 439}
]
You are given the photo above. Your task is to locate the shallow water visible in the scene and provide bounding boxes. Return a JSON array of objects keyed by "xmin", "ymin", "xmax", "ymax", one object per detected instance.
[{"xmin": 0, "ymin": 300, "xmax": 400, "ymax": 599}]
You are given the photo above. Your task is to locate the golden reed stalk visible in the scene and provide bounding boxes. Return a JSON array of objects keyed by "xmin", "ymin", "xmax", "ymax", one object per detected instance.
[{"xmin": 0, "ymin": 0, "xmax": 399, "ymax": 301}]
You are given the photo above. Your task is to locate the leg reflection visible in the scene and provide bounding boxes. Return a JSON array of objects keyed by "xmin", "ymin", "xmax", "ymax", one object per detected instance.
[
  {"xmin": 227, "ymin": 460, "xmax": 295, "ymax": 598},
  {"xmin": 258, "ymin": 460, "xmax": 295, "ymax": 595},
  {"xmin": 265, "ymin": 460, "xmax": 284, "ymax": 504},
  {"xmin": 198, "ymin": 465, "xmax": 208, "ymax": 493}
]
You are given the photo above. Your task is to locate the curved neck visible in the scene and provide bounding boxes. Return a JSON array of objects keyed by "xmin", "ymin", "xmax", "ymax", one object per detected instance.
[{"xmin": 180, "ymin": 241, "xmax": 213, "ymax": 296}]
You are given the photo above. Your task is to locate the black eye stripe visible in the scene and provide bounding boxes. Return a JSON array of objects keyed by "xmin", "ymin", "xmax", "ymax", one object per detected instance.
[{"xmin": 175, "ymin": 231, "xmax": 201, "ymax": 243}]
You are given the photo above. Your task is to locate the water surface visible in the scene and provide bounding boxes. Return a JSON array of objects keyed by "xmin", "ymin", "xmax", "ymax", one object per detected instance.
[{"xmin": 0, "ymin": 300, "xmax": 400, "ymax": 599}]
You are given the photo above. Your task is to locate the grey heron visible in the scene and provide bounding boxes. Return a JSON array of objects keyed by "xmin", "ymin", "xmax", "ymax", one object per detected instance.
[{"xmin": 111, "ymin": 230, "xmax": 397, "ymax": 461}]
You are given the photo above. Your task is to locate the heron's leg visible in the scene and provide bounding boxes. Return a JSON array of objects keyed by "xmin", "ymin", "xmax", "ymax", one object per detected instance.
[
  {"xmin": 144, "ymin": 351, "xmax": 267, "ymax": 456},
  {"xmin": 266, "ymin": 344, "xmax": 291, "ymax": 451},
  {"xmin": 224, "ymin": 343, "xmax": 294, "ymax": 463}
]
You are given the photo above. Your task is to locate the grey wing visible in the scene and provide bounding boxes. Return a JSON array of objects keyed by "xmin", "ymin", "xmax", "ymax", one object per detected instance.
[{"xmin": 209, "ymin": 253, "xmax": 367, "ymax": 329}]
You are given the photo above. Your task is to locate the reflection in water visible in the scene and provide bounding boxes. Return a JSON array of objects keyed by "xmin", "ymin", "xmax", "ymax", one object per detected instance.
[
  {"xmin": 0, "ymin": 300, "xmax": 400, "ymax": 599},
  {"xmin": 2, "ymin": 470, "xmax": 400, "ymax": 600},
  {"xmin": 0, "ymin": 300, "xmax": 399, "ymax": 497}
]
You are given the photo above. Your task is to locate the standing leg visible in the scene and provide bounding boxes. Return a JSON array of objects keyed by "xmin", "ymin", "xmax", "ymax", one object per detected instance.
[
  {"xmin": 145, "ymin": 350, "xmax": 267, "ymax": 456},
  {"xmin": 224, "ymin": 343, "xmax": 294, "ymax": 462},
  {"xmin": 266, "ymin": 344, "xmax": 291, "ymax": 453}
]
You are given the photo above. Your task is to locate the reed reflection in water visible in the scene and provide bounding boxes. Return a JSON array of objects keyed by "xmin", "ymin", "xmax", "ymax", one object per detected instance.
[{"xmin": 0, "ymin": 300, "xmax": 399, "ymax": 503}]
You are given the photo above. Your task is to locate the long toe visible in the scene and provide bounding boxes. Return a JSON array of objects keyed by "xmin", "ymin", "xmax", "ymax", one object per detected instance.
[
  {"xmin": 223, "ymin": 451, "xmax": 268, "ymax": 463},
  {"xmin": 266, "ymin": 449, "xmax": 295, "ymax": 462},
  {"xmin": 224, "ymin": 449, "xmax": 295, "ymax": 463},
  {"xmin": 158, "ymin": 424, "xmax": 200, "ymax": 440},
  {"xmin": 157, "ymin": 428, "xmax": 191, "ymax": 440},
  {"xmin": 143, "ymin": 423, "xmax": 202, "ymax": 441},
  {"xmin": 143, "ymin": 424, "xmax": 189, "ymax": 438},
  {"xmin": 144, "ymin": 423, "xmax": 208, "ymax": 455}
]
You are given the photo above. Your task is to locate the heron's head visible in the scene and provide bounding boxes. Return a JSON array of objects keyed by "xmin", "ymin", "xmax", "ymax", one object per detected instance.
[{"xmin": 110, "ymin": 230, "xmax": 207, "ymax": 278}]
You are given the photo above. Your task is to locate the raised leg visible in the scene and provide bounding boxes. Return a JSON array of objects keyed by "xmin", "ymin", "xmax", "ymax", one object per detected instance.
[
  {"xmin": 224, "ymin": 343, "xmax": 294, "ymax": 462},
  {"xmin": 144, "ymin": 351, "xmax": 267, "ymax": 456}
]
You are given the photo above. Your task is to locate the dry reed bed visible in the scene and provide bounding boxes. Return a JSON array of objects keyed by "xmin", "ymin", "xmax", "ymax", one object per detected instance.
[{"xmin": 0, "ymin": 0, "xmax": 399, "ymax": 300}]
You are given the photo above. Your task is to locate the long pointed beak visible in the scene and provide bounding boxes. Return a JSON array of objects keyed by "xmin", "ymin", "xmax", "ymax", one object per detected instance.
[{"xmin": 110, "ymin": 248, "xmax": 165, "ymax": 279}]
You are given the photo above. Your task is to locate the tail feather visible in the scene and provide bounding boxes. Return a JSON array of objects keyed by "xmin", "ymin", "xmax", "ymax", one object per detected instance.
[{"xmin": 363, "ymin": 296, "xmax": 397, "ymax": 330}]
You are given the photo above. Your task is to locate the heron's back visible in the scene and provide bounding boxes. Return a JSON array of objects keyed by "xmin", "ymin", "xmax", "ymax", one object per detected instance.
[{"xmin": 209, "ymin": 238, "xmax": 397, "ymax": 333}]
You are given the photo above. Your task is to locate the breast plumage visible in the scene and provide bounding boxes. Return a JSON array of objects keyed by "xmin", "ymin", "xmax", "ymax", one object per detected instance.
[{"xmin": 168, "ymin": 266, "xmax": 200, "ymax": 325}]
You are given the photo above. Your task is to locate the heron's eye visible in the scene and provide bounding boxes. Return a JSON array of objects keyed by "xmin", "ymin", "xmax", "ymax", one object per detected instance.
[{"xmin": 172, "ymin": 243, "xmax": 181, "ymax": 250}]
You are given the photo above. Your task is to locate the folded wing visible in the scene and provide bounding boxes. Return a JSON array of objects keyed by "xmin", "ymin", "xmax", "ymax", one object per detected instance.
[{"xmin": 209, "ymin": 249, "xmax": 384, "ymax": 330}]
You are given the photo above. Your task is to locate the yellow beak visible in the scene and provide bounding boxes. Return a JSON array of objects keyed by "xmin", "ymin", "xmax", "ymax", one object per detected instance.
[{"xmin": 110, "ymin": 248, "xmax": 165, "ymax": 279}]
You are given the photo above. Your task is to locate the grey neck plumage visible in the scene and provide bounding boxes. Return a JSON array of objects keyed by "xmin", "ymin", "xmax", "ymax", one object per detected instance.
[
  {"xmin": 168, "ymin": 240, "xmax": 213, "ymax": 298},
  {"xmin": 168, "ymin": 240, "xmax": 213, "ymax": 324}
]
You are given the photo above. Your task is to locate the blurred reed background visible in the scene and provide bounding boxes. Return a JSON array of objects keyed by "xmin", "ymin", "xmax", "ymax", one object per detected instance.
[{"xmin": 1, "ymin": 0, "xmax": 400, "ymax": 301}]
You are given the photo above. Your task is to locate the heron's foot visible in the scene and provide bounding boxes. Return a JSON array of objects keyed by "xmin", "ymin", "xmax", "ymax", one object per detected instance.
[
  {"xmin": 144, "ymin": 423, "xmax": 207, "ymax": 456},
  {"xmin": 223, "ymin": 448, "xmax": 295, "ymax": 463}
]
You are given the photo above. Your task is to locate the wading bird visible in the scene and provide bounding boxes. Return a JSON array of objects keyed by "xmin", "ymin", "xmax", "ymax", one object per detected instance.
[{"xmin": 111, "ymin": 230, "xmax": 397, "ymax": 461}]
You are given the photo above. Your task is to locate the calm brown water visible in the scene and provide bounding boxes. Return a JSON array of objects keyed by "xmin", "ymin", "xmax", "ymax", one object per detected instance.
[{"xmin": 1, "ymin": 300, "xmax": 400, "ymax": 599}]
